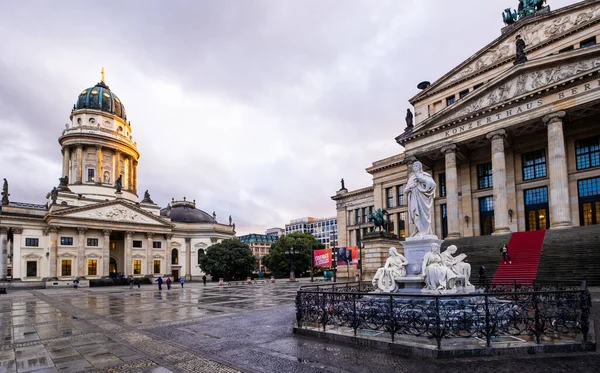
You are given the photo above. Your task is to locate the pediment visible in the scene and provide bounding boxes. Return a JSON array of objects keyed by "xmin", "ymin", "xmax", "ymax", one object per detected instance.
[
  {"xmin": 132, "ymin": 253, "xmax": 145, "ymax": 259},
  {"xmin": 85, "ymin": 253, "xmax": 102, "ymax": 259},
  {"xmin": 412, "ymin": 2, "xmax": 600, "ymax": 102},
  {"xmin": 152, "ymin": 253, "xmax": 165, "ymax": 259},
  {"xmin": 400, "ymin": 49, "xmax": 600, "ymax": 143},
  {"xmin": 22, "ymin": 253, "xmax": 42, "ymax": 260},
  {"xmin": 48, "ymin": 200, "xmax": 171, "ymax": 227},
  {"xmin": 194, "ymin": 242, "xmax": 207, "ymax": 249}
]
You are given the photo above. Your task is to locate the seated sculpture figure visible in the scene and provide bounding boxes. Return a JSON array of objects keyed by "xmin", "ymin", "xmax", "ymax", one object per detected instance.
[
  {"xmin": 422, "ymin": 243, "xmax": 457, "ymax": 291},
  {"xmin": 441, "ymin": 245, "xmax": 472, "ymax": 287},
  {"xmin": 372, "ymin": 247, "xmax": 408, "ymax": 292}
]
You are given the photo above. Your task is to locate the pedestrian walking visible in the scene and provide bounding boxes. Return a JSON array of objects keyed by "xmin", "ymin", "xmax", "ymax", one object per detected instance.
[
  {"xmin": 501, "ymin": 244, "xmax": 512, "ymax": 264},
  {"xmin": 478, "ymin": 265, "xmax": 486, "ymax": 284},
  {"xmin": 156, "ymin": 276, "xmax": 163, "ymax": 291},
  {"xmin": 129, "ymin": 276, "xmax": 134, "ymax": 289},
  {"xmin": 202, "ymin": 275, "xmax": 207, "ymax": 286},
  {"xmin": 166, "ymin": 277, "xmax": 172, "ymax": 290},
  {"xmin": 73, "ymin": 280, "xmax": 79, "ymax": 289},
  {"xmin": 180, "ymin": 276, "xmax": 185, "ymax": 288},
  {"xmin": 136, "ymin": 278, "xmax": 141, "ymax": 288}
]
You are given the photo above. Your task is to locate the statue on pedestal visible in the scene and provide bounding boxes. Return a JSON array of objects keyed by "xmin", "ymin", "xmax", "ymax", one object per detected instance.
[
  {"xmin": 405, "ymin": 109, "xmax": 413, "ymax": 129},
  {"xmin": 367, "ymin": 208, "xmax": 389, "ymax": 232},
  {"xmin": 514, "ymin": 35, "xmax": 528, "ymax": 65},
  {"xmin": 404, "ymin": 161, "xmax": 436, "ymax": 236},
  {"xmin": 115, "ymin": 175, "xmax": 123, "ymax": 193},
  {"xmin": 441, "ymin": 245, "xmax": 472, "ymax": 287},
  {"xmin": 46, "ymin": 187, "xmax": 59, "ymax": 204},
  {"xmin": 372, "ymin": 247, "xmax": 408, "ymax": 292},
  {"xmin": 141, "ymin": 190, "xmax": 154, "ymax": 204},
  {"xmin": 422, "ymin": 243, "xmax": 457, "ymax": 291},
  {"xmin": 1, "ymin": 178, "xmax": 9, "ymax": 206}
]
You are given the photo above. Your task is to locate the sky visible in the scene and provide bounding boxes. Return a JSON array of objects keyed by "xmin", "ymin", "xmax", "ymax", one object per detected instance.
[{"xmin": 0, "ymin": 0, "xmax": 575, "ymax": 235}]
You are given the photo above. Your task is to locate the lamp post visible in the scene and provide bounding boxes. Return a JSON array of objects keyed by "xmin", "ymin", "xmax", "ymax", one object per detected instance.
[
  {"xmin": 310, "ymin": 248, "xmax": 314, "ymax": 282},
  {"xmin": 330, "ymin": 236, "xmax": 338, "ymax": 283},
  {"xmin": 285, "ymin": 247, "xmax": 299, "ymax": 282}
]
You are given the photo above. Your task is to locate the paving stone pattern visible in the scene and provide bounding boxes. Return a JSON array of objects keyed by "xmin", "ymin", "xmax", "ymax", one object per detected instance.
[{"xmin": 0, "ymin": 281, "xmax": 599, "ymax": 372}]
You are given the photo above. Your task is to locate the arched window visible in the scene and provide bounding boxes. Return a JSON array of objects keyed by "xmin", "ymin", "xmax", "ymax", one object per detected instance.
[
  {"xmin": 197, "ymin": 249, "xmax": 205, "ymax": 265},
  {"xmin": 171, "ymin": 249, "xmax": 178, "ymax": 265}
]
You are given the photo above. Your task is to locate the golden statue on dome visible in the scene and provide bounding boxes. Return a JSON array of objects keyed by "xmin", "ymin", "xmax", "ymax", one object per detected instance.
[{"xmin": 101, "ymin": 67, "xmax": 105, "ymax": 84}]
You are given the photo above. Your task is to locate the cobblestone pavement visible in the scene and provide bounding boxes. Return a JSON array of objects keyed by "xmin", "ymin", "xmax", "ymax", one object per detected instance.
[{"xmin": 0, "ymin": 281, "xmax": 599, "ymax": 372}]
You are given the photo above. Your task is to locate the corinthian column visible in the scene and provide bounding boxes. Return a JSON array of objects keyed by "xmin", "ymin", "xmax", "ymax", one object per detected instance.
[
  {"xmin": 96, "ymin": 146, "xmax": 103, "ymax": 184},
  {"xmin": 166, "ymin": 234, "xmax": 172, "ymax": 276},
  {"xmin": 62, "ymin": 147, "xmax": 71, "ymax": 180},
  {"xmin": 75, "ymin": 145, "xmax": 83, "ymax": 184},
  {"xmin": 543, "ymin": 111, "xmax": 572, "ymax": 229},
  {"xmin": 0, "ymin": 227, "xmax": 8, "ymax": 280},
  {"xmin": 441, "ymin": 145, "xmax": 461, "ymax": 238},
  {"xmin": 146, "ymin": 233, "xmax": 154, "ymax": 275},
  {"xmin": 185, "ymin": 238, "xmax": 192, "ymax": 281},
  {"xmin": 103, "ymin": 230, "xmax": 111, "ymax": 276},
  {"xmin": 77, "ymin": 227, "xmax": 87, "ymax": 277},
  {"xmin": 125, "ymin": 231, "xmax": 134, "ymax": 276},
  {"xmin": 48, "ymin": 226, "xmax": 59, "ymax": 278},
  {"xmin": 486, "ymin": 130, "xmax": 510, "ymax": 234}
]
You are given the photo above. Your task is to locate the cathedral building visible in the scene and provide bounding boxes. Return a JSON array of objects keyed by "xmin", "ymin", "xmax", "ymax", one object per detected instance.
[
  {"xmin": 0, "ymin": 73, "xmax": 235, "ymax": 282},
  {"xmin": 334, "ymin": 0, "xmax": 600, "ymax": 247}
]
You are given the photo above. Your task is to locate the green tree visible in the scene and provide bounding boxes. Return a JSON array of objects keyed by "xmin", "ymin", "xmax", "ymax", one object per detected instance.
[
  {"xmin": 262, "ymin": 232, "xmax": 324, "ymax": 278},
  {"xmin": 199, "ymin": 238, "xmax": 255, "ymax": 281}
]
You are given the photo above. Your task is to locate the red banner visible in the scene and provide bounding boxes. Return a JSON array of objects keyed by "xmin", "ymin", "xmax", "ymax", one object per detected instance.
[
  {"xmin": 336, "ymin": 246, "xmax": 358, "ymax": 266},
  {"xmin": 314, "ymin": 249, "xmax": 332, "ymax": 267}
]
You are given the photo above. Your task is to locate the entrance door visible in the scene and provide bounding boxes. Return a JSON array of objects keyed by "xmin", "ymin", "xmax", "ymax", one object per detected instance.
[
  {"xmin": 578, "ymin": 177, "xmax": 600, "ymax": 226},
  {"xmin": 524, "ymin": 187, "xmax": 550, "ymax": 231},
  {"xmin": 110, "ymin": 258, "xmax": 117, "ymax": 274},
  {"xmin": 479, "ymin": 196, "xmax": 495, "ymax": 236},
  {"xmin": 172, "ymin": 269, "xmax": 179, "ymax": 280}
]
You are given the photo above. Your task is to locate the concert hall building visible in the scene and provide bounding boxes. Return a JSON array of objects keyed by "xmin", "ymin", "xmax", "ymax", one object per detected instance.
[{"xmin": 334, "ymin": 0, "xmax": 600, "ymax": 248}]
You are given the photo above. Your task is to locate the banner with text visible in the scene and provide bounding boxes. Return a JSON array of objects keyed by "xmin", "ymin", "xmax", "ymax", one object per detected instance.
[
  {"xmin": 336, "ymin": 246, "xmax": 358, "ymax": 266},
  {"xmin": 314, "ymin": 249, "xmax": 332, "ymax": 267}
]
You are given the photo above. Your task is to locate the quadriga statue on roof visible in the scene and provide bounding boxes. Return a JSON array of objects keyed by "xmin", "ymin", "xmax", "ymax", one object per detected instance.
[{"xmin": 404, "ymin": 161, "xmax": 436, "ymax": 237}]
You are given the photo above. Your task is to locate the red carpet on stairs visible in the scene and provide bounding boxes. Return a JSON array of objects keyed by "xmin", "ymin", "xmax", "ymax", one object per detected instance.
[{"xmin": 492, "ymin": 230, "xmax": 546, "ymax": 284}]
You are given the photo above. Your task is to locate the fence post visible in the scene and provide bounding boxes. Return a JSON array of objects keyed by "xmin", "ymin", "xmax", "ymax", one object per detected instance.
[
  {"xmin": 389, "ymin": 295, "xmax": 395, "ymax": 342},
  {"xmin": 533, "ymin": 292, "xmax": 541, "ymax": 344},
  {"xmin": 353, "ymin": 294, "xmax": 358, "ymax": 336},
  {"xmin": 581, "ymin": 280, "xmax": 590, "ymax": 343},
  {"xmin": 485, "ymin": 294, "xmax": 491, "ymax": 347},
  {"xmin": 435, "ymin": 296, "xmax": 442, "ymax": 349},
  {"xmin": 321, "ymin": 293, "xmax": 328, "ymax": 331}
]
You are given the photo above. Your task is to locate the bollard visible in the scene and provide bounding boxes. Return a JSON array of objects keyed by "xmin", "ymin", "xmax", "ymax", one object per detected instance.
[
  {"xmin": 271, "ymin": 276, "xmax": 276, "ymax": 283},
  {"xmin": 218, "ymin": 278, "xmax": 224, "ymax": 286}
]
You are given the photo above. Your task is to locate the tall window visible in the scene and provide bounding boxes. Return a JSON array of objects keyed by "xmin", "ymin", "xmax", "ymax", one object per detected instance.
[
  {"xmin": 578, "ymin": 177, "xmax": 600, "ymax": 226},
  {"xmin": 153, "ymin": 260, "xmax": 161, "ymax": 274},
  {"xmin": 386, "ymin": 187, "xmax": 394, "ymax": 208},
  {"xmin": 26, "ymin": 261, "xmax": 37, "ymax": 277},
  {"xmin": 172, "ymin": 249, "xmax": 179, "ymax": 264},
  {"xmin": 398, "ymin": 212, "xmax": 406, "ymax": 238},
  {"xmin": 524, "ymin": 187, "xmax": 549, "ymax": 231},
  {"xmin": 197, "ymin": 249, "xmax": 205, "ymax": 265},
  {"xmin": 60, "ymin": 237, "xmax": 73, "ymax": 246},
  {"xmin": 88, "ymin": 260, "xmax": 97, "ymax": 276},
  {"xmin": 362, "ymin": 207, "xmax": 368, "ymax": 224},
  {"xmin": 87, "ymin": 168, "xmax": 95, "ymax": 182},
  {"xmin": 479, "ymin": 196, "xmax": 495, "ymax": 236},
  {"xmin": 441, "ymin": 204, "xmax": 448, "ymax": 239},
  {"xmin": 397, "ymin": 185, "xmax": 405, "ymax": 206},
  {"xmin": 133, "ymin": 260, "xmax": 141, "ymax": 275},
  {"xmin": 477, "ymin": 162, "xmax": 493, "ymax": 189},
  {"xmin": 61, "ymin": 260, "xmax": 72, "ymax": 276},
  {"xmin": 522, "ymin": 149, "xmax": 547, "ymax": 180},
  {"xmin": 387, "ymin": 214, "xmax": 395, "ymax": 233},
  {"xmin": 576, "ymin": 136, "xmax": 600, "ymax": 170},
  {"xmin": 439, "ymin": 173, "xmax": 446, "ymax": 197},
  {"xmin": 355, "ymin": 209, "xmax": 361, "ymax": 225}
]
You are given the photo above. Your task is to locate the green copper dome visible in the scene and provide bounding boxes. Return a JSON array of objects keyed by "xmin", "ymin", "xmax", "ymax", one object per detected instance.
[{"xmin": 74, "ymin": 81, "xmax": 127, "ymax": 121}]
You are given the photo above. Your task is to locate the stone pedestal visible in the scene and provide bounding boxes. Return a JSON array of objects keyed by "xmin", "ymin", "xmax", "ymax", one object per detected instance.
[
  {"xmin": 361, "ymin": 231, "xmax": 399, "ymax": 280},
  {"xmin": 396, "ymin": 235, "xmax": 442, "ymax": 293}
]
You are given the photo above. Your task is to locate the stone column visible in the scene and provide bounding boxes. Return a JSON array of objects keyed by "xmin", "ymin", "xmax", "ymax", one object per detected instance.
[
  {"xmin": 103, "ymin": 230, "xmax": 111, "ymax": 276},
  {"xmin": 62, "ymin": 147, "xmax": 71, "ymax": 179},
  {"xmin": 75, "ymin": 145, "xmax": 83, "ymax": 184},
  {"xmin": 543, "ymin": 111, "xmax": 572, "ymax": 229},
  {"xmin": 441, "ymin": 145, "xmax": 461, "ymax": 239},
  {"xmin": 125, "ymin": 231, "xmax": 134, "ymax": 276},
  {"xmin": 129, "ymin": 156, "xmax": 134, "ymax": 191},
  {"xmin": 77, "ymin": 227, "xmax": 87, "ymax": 277},
  {"xmin": 0, "ymin": 227, "xmax": 7, "ymax": 280},
  {"xmin": 146, "ymin": 233, "xmax": 154, "ymax": 275},
  {"xmin": 48, "ymin": 226, "xmax": 59, "ymax": 278},
  {"xmin": 185, "ymin": 238, "xmax": 192, "ymax": 281},
  {"xmin": 96, "ymin": 146, "xmax": 103, "ymax": 184},
  {"xmin": 486, "ymin": 130, "xmax": 510, "ymax": 234},
  {"xmin": 12, "ymin": 228, "xmax": 22, "ymax": 279},
  {"xmin": 115, "ymin": 151, "xmax": 122, "ymax": 184},
  {"xmin": 166, "ymin": 234, "xmax": 172, "ymax": 276},
  {"xmin": 111, "ymin": 150, "xmax": 117, "ymax": 184},
  {"xmin": 133, "ymin": 161, "xmax": 138, "ymax": 194}
]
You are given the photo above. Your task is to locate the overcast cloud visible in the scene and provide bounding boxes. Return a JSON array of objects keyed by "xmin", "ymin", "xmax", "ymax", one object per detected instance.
[{"xmin": 0, "ymin": 0, "xmax": 574, "ymax": 234}]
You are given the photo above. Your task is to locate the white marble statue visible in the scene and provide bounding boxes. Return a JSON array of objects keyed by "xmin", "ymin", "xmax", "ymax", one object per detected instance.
[
  {"xmin": 422, "ymin": 243, "xmax": 457, "ymax": 291},
  {"xmin": 372, "ymin": 247, "xmax": 408, "ymax": 292},
  {"xmin": 404, "ymin": 161, "xmax": 436, "ymax": 237},
  {"xmin": 441, "ymin": 245, "xmax": 472, "ymax": 287}
]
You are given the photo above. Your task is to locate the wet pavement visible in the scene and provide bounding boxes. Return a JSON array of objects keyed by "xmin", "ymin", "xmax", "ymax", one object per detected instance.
[{"xmin": 0, "ymin": 281, "xmax": 599, "ymax": 372}]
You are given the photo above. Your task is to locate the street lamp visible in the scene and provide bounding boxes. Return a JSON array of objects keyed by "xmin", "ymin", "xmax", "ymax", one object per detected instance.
[
  {"xmin": 330, "ymin": 236, "xmax": 338, "ymax": 283},
  {"xmin": 285, "ymin": 247, "xmax": 299, "ymax": 282}
]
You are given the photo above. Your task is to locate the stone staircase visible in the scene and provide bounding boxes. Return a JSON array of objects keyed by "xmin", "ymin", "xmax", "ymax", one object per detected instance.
[
  {"xmin": 493, "ymin": 230, "xmax": 546, "ymax": 284},
  {"xmin": 441, "ymin": 235, "xmax": 511, "ymax": 283},
  {"xmin": 537, "ymin": 224, "xmax": 600, "ymax": 286}
]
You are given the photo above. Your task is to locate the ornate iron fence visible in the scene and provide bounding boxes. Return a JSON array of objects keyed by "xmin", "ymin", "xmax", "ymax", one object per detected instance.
[{"xmin": 295, "ymin": 281, "xmax": 590, "ymax": 349}]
